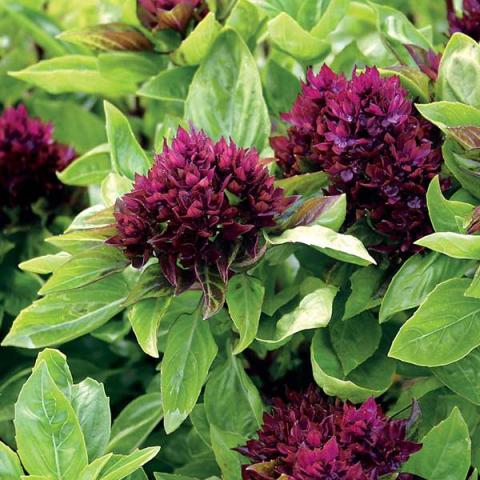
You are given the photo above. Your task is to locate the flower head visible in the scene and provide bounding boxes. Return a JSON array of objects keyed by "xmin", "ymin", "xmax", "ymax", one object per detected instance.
[
  {"xmin": 238, "ymin": 386, "xmax": 422, "ymax": 480},
  {"xmin": 0, "ymin": 105, "xmax": 76, "ymax": 226},
  {"xmin": 108, "ymin": 127, "xmax": 293, "ymax": 291},
  {"xmin": 137, "ymin": 0, "xmax": 208, "ymax": 33},
  {"xmin": 271, "ymin": 66, "xmax": 443, "ymax": 256},
  {"xmin": 447, "ymin": 0, "xmax": 480, "ymax": 40}
]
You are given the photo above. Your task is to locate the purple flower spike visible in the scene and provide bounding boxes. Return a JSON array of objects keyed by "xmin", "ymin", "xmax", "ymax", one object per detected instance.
[
  {"xmin": 238, "ymin": 386, "xmax": 422, "ymax": 480},
  {"xmin": 0, "ymin": 105, "xmax": 75, "ymax": 226},
  {"xmin": 271, "ymin": 66, "xmax": 443, "ymax": 257},
  {"xmin": 447, "ymin": 0, "xmax": 480, "ymax": 41},
  {"xmin": 108, "ymin": 127, "xmax": 293, "ymax": 291}
]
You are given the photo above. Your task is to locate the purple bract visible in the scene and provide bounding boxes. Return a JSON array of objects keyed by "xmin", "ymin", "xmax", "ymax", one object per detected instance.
[
  {"xmin": 137, "ymin": 0, "xmax": 207, "ymax": 33},
  {"xmin": 238, "ymin": 386, "xmax": 422, "ymax": 480},
  {"xmin": 271, "ymin": 65, "xmax": 443, "ymax": 256},
  {"xmin": 447, "ymin": 0, "xmax": 480, "ymax": 40},
  {"xmin": 0, "ymin": 105, "xmax": 75, "ymax": 226},
  {"xmin": 108, "ymin": 127, "xmax": 293, "ymax": 291}
]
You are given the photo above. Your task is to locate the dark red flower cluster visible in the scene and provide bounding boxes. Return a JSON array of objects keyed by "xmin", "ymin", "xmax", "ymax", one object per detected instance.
[
  {"xmin": 447, "ymin": 0, "xmax": 480, "ymax": 41},
  {"xmin": 0, "ymin": 105, "xmax": 75, "ymax": 226},
  {"xmin": 108, "ymin": 127, "xmax": 293, "ymax": 290},
  {"xmin": 238, "ymin": 386, "xmax": 422, "ymax": 480},
  {"xmin": 271, "ymin": 66, "xmax": 443, "ymax": 256},
  {"xmin": 137, "ymin": 0, "xmax": 208, "ymax": 33}
]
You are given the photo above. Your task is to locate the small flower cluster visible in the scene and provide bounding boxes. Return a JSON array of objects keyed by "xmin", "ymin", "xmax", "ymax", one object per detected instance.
[
  {"xmin": 137, "ymin": 0, "xmax": 208, "ymax": 33},
  {"xmin": 238, "ymin": 386, "xmax": 422, "ymax": 480},
  {"xmin": 0, "ymin": 105, "xmax": 75, "ymax": 227},
  {"xmin": 447, "ymin": 0, "xmax": 480, "ymax": 41},
  {"xmin": 108, "ymin": 127, "xmax": 293, "ymax": 290},
  {"xmin": 272, "ymin": 66, "xmax": 443, "ymax": 256}
]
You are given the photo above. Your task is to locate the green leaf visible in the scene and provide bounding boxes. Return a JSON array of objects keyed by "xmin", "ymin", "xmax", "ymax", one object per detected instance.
[
  {"xmin": 209, "ymin": 426, "xmax": 244, "ymax": 480},
  {"xmin": 378, "ymin": 66, "xmax": 430, "ymax": 102},
  {"xmin": 128, "ymin": 297, "xmax": 172, "ymax": 358},
  {"xmin": 257, "ymin": 278, "xmax": 337, "ymax": 345},
  {"xmin": 434, "ymin": 349, "xmax": 480, "ymax": 405},
  {"xmin": 369, "ymin": 1, "xmax": 433, "ymax": 65},
  {"xmin": 416, "ymin": 232, "xmax": 480, "ymax": 259},
  {"xmin": 46, "ymin": 228, "xmax": 116, "ymax": 255},
  {"xmin": 380, "ymin": 252, "xmax": 472, "ymax": 322},
  {"xmin": 226, "ymin": 0, "xmax": 264, "ymax": 44},
  {"xmin": 79, "ymin": 454, "xmax": 113, "ymax": 480},
  {"xmin": 124, "ymin": 264, "xmax": 172, "ymax": 307},
  {"xmin": 161, "ymin": 308, "xmax": 217, "ymax": 433},
  {"xmin": 437, "ymin": 33, "xmax": 480, "ymax": 107},
  {"xmin": 58, "ymin": 23, "xmax": 153, "ymax": 52},
  {"xmin": 343, "ymin": 266, "xmax": 383, "ymax": 321},
  {"xmin": 274, "ymin": 171, "xmax": 329, "ymax": 197},
  {"xmin": 57, "ymin": 144, "xmax": 111, "ymax": 187},
  {"xmin": 443, "ymin": 139, "xmax": 480, "ymax": 200},
  {"xmin": 104, "ymin": 101, "xmax": 151, "ymax": 179},
  {"xmin": 416, "ymin": 101, "xmax": 480, "ymax": 133},
  {"xmin": 33, "ymin": 348, "xmax": 73, "ymax": 399},
  {"xmin": 3, "ymin": 275, "xmax": 129, "ymax": 348},
  {"xmin": 138, "ymin": 67, "xmax": 196, "ymax": 102},
  {"xmin": 39, "ymin": 245, "xmax": 128, "ymax": 295},
  {"xmin": 330, "ymin": 312, "xmax": 381, "ymax": 375},
  {"xmin": 403, "ymin": 408, "xmax": 471, "ymax": 480},
  {"xmin": 98, "ymin": 52, "xmax": 166, "ymax": 86},
  {"xmin": 250, "ymin": 0, "xmax": 304, "ymax": 19},
  {"xmin": 427, "ymin": 175, "xmax": 474, "ymax": 233},
  {"xmin": 101, "ymin": 173, "xmax": 133, "ymax": 207},
  {"xmin": 67, "ymin": 205, "xmax": 115, "ymax": 232},
  {"xmin": 261, "ymin": 58, "xmax": 301, "ymax": 118},
  {"xmin": 15, "ymin": 362, "xmax": 88, "ymax": 478},
  {"xmin": 278, "ymin": 195, "xmax": 347, "ymax": 232},
  {"xmin": 0, "ymin": 2, "xmax": 67, "ymax": 57},
  {"xmin": 98, "ymin": 447, "xmax": 160, "ymax": 480},
  {"xmin": 311, "ymin": 0, "xmax": 350, "ymax": 38},
  {"xmin": 10, "ymin": 56, "xmax": 134, "ymax": 96},
  {"xmin": 30, "ymin": 99, "xmax": 106, "ymax": 155},
  {"xmin": 172, "ymin": 13, "xmax": 221, "ymax": 66},
  {"xmin": 185, "ymin": 28, "xmax": 270, "ymax": 152},
  {"xmin": 267, "ymin": 225, "xmax": 376, "ymax": 266},
  {"xmin": 390, "ymin": 278, "xmax": 480, "ymax": 366},
  {"xmin": 73, "ymin": 378, "xmax": 111, "ymax": 461},
  {"xmin": 226, "ymin": 274, "xmax": 265, "ymax": 354},
  {"xmin": 204, "ymin": 353, "xmax": 263, "ymax": 436},
  {"xmin": 107, "ymin": 394, "xmax": 163, "ymax": 455},
  {"xmin": 311, "ymin": 329, "xmax": 395, "ymax": 403},
  {"xmin": 466, "ymin": 266, "xmax": 480, "ymax": 298},
  {"xmin": 0, "ymin": 441, "xmax": 23, "ymax": 479},
  {"xmin": 268, "ymin": 13, "xmax": 330, "ymax": 62}
]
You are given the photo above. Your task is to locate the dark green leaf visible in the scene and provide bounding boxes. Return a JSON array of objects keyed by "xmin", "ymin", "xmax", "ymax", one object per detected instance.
[
  {"xmin": 108, "ymin": 394, "xmax": 163, "ymax": 455},
  {"xmin": 204, "ymin": 353, "xmax": 263, "ymax": 436},
  {"xmin": 330, "ymin": 312, "xmax": 381, "ymax": 375}
]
